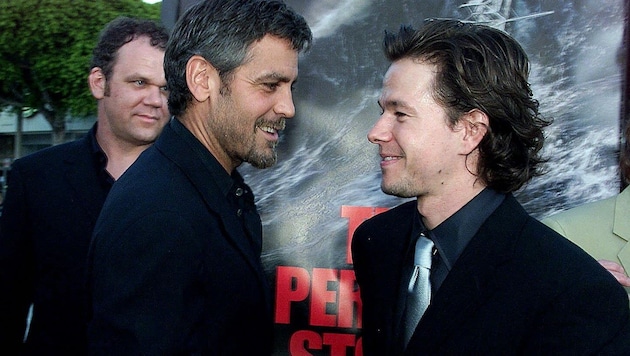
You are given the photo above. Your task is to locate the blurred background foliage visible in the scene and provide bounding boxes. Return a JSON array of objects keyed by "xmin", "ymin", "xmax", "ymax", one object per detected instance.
[{"xmin": 0, "ymin": 0, "xmax": 161, "ymax": 143}]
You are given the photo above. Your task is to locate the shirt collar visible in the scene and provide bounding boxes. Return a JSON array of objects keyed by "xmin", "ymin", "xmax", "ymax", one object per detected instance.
[
  {"xmin": 88, "ymin": 122, "xmax": 115, "ymax": 185},
  {"xmin": 170, "ymin": 117, "xmax": 243, "ymax": 198},
  {"xmin": 88, "ymin": 122, "xmax": 105, "ymax": 162},
  {"xmin": 414, "ymin": 188, "xmax": 505, "ymax": 270}
]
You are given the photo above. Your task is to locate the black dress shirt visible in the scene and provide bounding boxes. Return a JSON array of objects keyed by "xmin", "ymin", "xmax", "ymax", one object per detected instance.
[
  {"xmin": 171, "ymin": 118, "xmax": 262, "ymax": 254},
  {"xmin": 412, "ymin": 188, "xmax": 505, "ymax": 293}
]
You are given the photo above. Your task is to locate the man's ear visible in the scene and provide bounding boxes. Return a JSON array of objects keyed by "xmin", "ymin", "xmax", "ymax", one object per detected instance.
[
  {"xmin": 459, "ymin": 109, "xmax": 489, "ymax": 155},
  {"xmin": 88, "ymin": 67, "xmax": 106, "ymax": 100},
  {"xmin": 186, "ymin": 55, "xmax": 220, "ymax": 103}
]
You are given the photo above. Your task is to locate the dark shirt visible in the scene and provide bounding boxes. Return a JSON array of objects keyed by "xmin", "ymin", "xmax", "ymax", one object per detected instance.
[
  {"xmin": 412, "ymin": 188, "xmax": 505, "ymax": 293},
  {"xmin": 89, "ymin": 123, "xmax": 115, "ymax": 189},
  {"xmin": 170, "ymin": 118, "xmax": 262, "ymax": 254}
]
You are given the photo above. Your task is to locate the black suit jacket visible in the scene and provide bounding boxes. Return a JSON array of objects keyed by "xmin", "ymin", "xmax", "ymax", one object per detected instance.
[
  {"xmin": 352, "ymin": 196, "xmax": 630, "ymax": 355},
  {"xmin": 0, "ymin": 124, "xmax": 109, "ymax": 355},
  {"xmin": 87, "ymin": 119, "xmax": 273, "ymax": 355}
]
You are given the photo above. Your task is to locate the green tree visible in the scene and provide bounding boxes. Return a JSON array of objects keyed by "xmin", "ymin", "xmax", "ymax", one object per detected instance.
[{"xmin": 0, "ymin": 0, "xmax": 161, "ymax": 145}]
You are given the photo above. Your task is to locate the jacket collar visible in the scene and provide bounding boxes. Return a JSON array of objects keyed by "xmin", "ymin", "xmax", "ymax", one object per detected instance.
[
  {"xmin": 154, "ymin": 119, "xmax": 270, "ymax": 302},
  {"xmin": 409, "ymin": 194, "xmax": 527, "ymax": 349},
  {"xmin": 63, "ymin": 124, "xmax": 110, "ymax": 223}
]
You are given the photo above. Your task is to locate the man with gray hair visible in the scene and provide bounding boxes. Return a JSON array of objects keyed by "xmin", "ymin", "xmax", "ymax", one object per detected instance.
[{"xmin": 87, "ymin": 0, "xmax": 311, "ymax": 354}]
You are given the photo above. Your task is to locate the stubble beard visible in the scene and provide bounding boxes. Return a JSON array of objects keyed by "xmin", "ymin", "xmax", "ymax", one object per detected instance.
[
  {"xmin": 246, "ymin": 116, "xmax": 286, "ymax": 169},
  {"xmin": 246, "ymin": 138, "xmax": 278, "ymax": 169},
  {"xmin": 215, "ymin": 83, "xmax": 280, "ymax": 169},
  {"xmin": 381, "ymin": 174, "xmax": 417, "ymax": 198}
]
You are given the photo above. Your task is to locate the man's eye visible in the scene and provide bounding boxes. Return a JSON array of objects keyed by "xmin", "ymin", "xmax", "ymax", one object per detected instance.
[
  {"xmin": 134, "ymin": 80, "xmax": 146, "ymax": 86},
  {"xmin": 265, "ymin": 83, "xmax": 279, "ymax": 90},
  {"xmin": 160, "ymin": 86, "xmax": 168, "ymax": 92}
]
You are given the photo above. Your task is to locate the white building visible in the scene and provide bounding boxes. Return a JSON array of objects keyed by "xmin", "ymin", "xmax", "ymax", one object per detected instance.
[{"xmin": 0, "ymin": 109, "xmax": 95, "ymax": 161}]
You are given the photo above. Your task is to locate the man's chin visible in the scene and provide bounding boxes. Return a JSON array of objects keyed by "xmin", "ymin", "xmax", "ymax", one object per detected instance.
[
  {"xmin": 131, "ymin": 134, "xmax": 159, "ymax": 146},
  {"xmin": 381, "ymin": 184, "xmax": 414, "ymax": 198},
  {"xmin": 247, "ymin": 152, "xmax": 277, "ymax": 169}
]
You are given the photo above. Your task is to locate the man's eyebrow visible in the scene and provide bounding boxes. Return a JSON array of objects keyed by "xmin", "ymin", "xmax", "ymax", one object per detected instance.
[
  {"xmin": 124, "ymin": 73, "xmax": 150, "ymax": 82},
  {"xmin": 256, "ymin": 72, "xmax": 295, "ymax": 83},
  {"xmin": 378, "ymin": 99, "xmax": 412, "ymax": 110},
  {"xmin": 124, "ymin": 73, "xmax": 166, "ymax": 86}
]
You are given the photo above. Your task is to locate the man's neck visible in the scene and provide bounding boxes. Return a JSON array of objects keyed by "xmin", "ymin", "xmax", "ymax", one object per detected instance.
[
  {"xmin": 178, "ymin": 112, "xmax": 237, "ymax": 174},
  {"xmin": 96, "ymin": 129, "xmax": 152, "ymax": 180},
  {"xmin": 417, "ymin": 182, "xmax": 486, "ymax": 230},
  {"xmin": 104, "ymin": 147, "xmax": 149, "ymax": 180}
]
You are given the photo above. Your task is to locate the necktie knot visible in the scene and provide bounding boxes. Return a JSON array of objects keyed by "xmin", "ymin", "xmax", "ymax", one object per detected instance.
[{"xmin": 414, "ymin": 234, "xmax": 434, "ymax": 269}]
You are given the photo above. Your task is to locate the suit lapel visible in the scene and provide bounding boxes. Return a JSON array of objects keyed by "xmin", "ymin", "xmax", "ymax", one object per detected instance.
[
  {"xmin": 62, "ymin": 136, "xmax": 106, "ymax": 225},
  {"xmin": 393, "ymin": 225, "xmax": 419, "ymax": 349},
  {"xmin": 614, "ymin": 187, "xmax": 630, "ymax": 271},
  {"xmin": 411, "ymin": 195, "xmax": 525, "ymax": 349},
  {"xmin": 363, "ymin": 201, "xmax": 417, "ymax": 355}
]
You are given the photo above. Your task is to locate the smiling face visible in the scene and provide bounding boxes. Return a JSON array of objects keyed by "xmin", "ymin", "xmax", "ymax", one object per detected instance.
[
  {"xmin": 90, "ymin": 36, "xmax": 169, "ymax": 148},
  {"xmin": 207, "ymin": 35, "xmax": 298, "ymax": 170},
  {"xmin": 368, "ymin": 58, "xmax": 465, "ymax": 200}
]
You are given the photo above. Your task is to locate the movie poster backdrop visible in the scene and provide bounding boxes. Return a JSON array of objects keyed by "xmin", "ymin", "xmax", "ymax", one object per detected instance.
[{"xmin": 163, "ymin": 0, "xmax": 628, "ymax": 354}]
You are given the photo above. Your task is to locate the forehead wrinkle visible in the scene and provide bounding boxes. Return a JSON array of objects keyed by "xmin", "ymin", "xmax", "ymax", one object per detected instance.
[{"xmin": 378, "ymin": 96, "xmax": 415, "ymax": 112}]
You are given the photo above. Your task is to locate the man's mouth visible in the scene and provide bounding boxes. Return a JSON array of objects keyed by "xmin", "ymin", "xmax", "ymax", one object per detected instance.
[
  {"xmin": 260, "ymin": 126, "xmax": 278, "ymax": 134},
  {"xmin": 258, "ymin": 120, "xmax": 286, "ymax": 140},
  {"xmin": 380, "ymin": 154, "xmax": 403, "ymax": 166}
]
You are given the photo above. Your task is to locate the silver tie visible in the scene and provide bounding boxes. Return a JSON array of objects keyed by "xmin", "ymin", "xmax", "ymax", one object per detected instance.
[{"xmin": 403, "ymin": 233, "xmax": 434, "ymax": 348}]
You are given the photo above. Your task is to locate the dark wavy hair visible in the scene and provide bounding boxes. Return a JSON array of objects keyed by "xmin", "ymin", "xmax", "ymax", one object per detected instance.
[
  {"xmin": 383, "ymin": 19, "xmax": 552, "ymax": 193},
  {"xmin": 164, "ymin": 0, "xmax": 312, "ymax": 118},
  {"xmin": 90, "ymin": 16, "xmax": 169, "ymax": 82}
]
